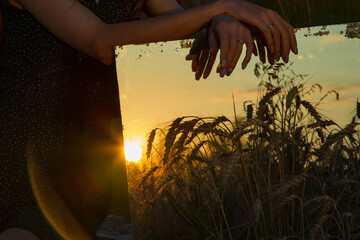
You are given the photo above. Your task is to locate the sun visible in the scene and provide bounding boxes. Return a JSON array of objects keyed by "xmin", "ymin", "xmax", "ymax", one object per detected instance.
[{"xmin": 124, "ymin": 140, "xmax": 143, "ymax": 163}]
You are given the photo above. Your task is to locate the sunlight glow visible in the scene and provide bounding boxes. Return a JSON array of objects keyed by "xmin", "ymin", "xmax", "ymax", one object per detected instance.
[{"xmin": 124, "ymin": 140, "xmax": 143, "ymax": 163}]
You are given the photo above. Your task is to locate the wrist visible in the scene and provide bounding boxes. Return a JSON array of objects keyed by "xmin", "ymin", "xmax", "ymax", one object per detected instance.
[
  {"xmin": 210, "ymin": 0, "xmax": 231, "ymax": 17},
  {"xmin": 213, "ymin": 0, "xmax": 236, "ymax": 19}
]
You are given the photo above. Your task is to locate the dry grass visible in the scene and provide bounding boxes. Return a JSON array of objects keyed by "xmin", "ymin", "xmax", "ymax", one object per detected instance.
[{"xmin": 127, "ymin": 63, "xmax": 360, "ymax": 240}]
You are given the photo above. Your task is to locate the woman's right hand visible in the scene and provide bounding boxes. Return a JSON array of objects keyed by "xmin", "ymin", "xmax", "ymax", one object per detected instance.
[
  {"xmin": 207, "ymin": 15, "xmax": 255, "ymax": 78},
  {"xmin": 220, "ymin": 0, "xmax": 298, "ymax": 64}
]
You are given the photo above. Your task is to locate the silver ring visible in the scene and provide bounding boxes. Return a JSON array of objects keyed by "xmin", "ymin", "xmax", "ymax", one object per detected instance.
[{"xmin": 268, "ymin": 23, "xmax": 275, "ymax": 28}]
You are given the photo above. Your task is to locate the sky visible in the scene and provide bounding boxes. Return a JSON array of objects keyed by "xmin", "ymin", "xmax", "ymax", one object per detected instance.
[{"xmin": 115, "ymin": 23, "xmax": 360, "ymax": 147}]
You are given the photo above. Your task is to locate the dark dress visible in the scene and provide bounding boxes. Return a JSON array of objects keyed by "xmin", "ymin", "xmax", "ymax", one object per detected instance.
[{"xmin": 0, "ymin": 0, "xmax": 138, "ymax": 239}]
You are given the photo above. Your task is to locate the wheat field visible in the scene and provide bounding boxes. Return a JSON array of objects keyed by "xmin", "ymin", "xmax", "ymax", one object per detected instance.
[{"xmin": 127, "ymin": 63, "xmax": 360, "ymax": 240}]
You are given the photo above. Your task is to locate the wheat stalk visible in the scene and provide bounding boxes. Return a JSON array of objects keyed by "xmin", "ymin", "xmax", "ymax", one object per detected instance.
[
  {"xmin": 273, "ymin": 173, "xmax": 308, "ymax": 195},
  {"xmin": 300, "ymin": 100, "xmax": 322, "ymax": 122},
  {"xmin": 286, "ymin": 86, "xmax": 298, "ymax": 109}
]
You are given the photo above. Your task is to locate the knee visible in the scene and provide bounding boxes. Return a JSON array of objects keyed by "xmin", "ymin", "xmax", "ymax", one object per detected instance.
[{"xmin": 0, "ymin": 228, "xmax": 40, "ymax": 240}]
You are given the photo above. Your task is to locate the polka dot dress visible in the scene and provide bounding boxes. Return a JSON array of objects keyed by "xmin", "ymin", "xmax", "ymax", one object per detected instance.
[{"xmin": 0, "ymin": 0, "xmax": 139, "ymax": 238}]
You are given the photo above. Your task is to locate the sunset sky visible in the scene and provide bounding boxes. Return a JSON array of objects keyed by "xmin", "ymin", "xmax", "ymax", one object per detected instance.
[{"xmin": 116, "ymin": 23, "xmax": 360, "ymax": 147}]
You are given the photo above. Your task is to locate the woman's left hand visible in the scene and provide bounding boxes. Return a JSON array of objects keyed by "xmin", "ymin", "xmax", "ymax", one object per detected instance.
[
  {"xmin": 187, "ymin": 15, "xmax": 255, "ymax": 80},
  {"xmin": 185, "ymin": 29, "xmax": 214, "ymax": 80}
]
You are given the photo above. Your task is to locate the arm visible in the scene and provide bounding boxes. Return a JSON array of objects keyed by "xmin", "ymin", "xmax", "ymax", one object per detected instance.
[
  {"xmin": 144, "ymin": 0, "xmax": 183, "ymax": 16},
  {"xmin": 18, "ymin": 0, "xmax": 297, "ymax": 66},
  {"xmin": 18, "ymin": 0, "xmax": 225, "ymax": 65}
]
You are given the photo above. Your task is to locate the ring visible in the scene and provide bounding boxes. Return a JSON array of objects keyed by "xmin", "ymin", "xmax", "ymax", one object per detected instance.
[{"xmin": 268, "ymin": 23, "xmax": 275, "ymax": 28}]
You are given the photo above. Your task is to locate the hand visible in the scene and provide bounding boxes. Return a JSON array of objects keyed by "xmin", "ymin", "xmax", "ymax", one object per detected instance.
[
  {"xmin": 186, "ymin": 15, "xmax": 255, "ymax": 80},
  {"xmin": 208, "ymin": 15, "xmax": 254, "ymax": 78},
  {"xmin": 221, "ymin": 0, "xmax": 298, "ymax": 64},
  {"xmin": 247, "ymin": 26, "xmax": 274, "ymax": 65},
  {"xmin": 185, "ymin": 30, "xmax": 215, "ymax": 80}
]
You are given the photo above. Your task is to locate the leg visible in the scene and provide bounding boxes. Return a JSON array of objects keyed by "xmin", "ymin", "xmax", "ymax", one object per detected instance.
[{"xmin": 0, "ymin": 228, "xmax": 40, "ymax": 240}]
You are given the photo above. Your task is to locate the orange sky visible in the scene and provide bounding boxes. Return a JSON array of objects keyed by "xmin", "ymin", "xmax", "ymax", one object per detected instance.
[{"xmin": 116, "ymin": 23, "xmax": 360, "ymax": 146}]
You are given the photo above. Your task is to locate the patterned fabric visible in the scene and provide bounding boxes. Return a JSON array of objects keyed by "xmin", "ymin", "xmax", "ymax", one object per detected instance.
[{"xmin": 0, "ymin": 0, "xmax": 139, "ymax": 238}]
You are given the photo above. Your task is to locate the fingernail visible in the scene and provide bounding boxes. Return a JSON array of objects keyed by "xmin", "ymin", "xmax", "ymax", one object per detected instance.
[
  {"xmin": 270, "ymin": 46, "xmax": 275, "ymax": 54},
  {"xmin": 226, "ymin": 68, "xmax": 232, "ymax": 76},
  {"xmin": 221, "ymin": 59, "xmax": 227, "ymax": 68},
  {"xmin": 284, "ymin": 55, "xmax": 289, "ymax": 63},
  {"xmin": 220, "ymin": 69, "xmax": 226, "ymax": 78},
  {"xmin": 294, "ymin": 46, "xmax": 298, "ymax": 55},
  {"xmin": 242, "ymin": 62, "xmax": 248, "ymax": 70},
  {"xmin": 216, "ymin": 63, "xmax": 221, "ymax": 73},
  {"xmin": 276, "ymin": 54, "xmax": 280, "ymax": 61}
]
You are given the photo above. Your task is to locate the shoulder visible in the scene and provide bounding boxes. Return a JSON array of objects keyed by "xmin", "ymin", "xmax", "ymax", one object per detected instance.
[{"xmin": 1, "ymin": 0, "xmax": 25, "ymax": 9}]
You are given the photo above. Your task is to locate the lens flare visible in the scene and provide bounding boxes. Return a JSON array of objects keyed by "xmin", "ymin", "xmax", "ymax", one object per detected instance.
[{"xmin": 27, "ymin": 146, "xmax": 91, "ymax": 240}]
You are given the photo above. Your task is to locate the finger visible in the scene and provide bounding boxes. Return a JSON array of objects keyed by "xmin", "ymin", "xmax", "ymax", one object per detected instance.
[
  {"xmin": 270, "ymin": 19, "xmax": 291, "ymax": 63},
  {"xmin": 191, "ymin": 51, "xmax": 200, "ymax": 72},
  {"xmin": 195, "ymin": 48, "xmax": 209, "ymax": 80},
  {"xmin": 276, "ymin": 18, "xmax": 298, "ymax": 55},
  {"xmin": 257, "ymin": 38, "xmax": 266, "ymax": 64},
  {"xmin": 282, "ymin": 20, "xmax": 298, "ymax": 55},
  {"xmin": 203, "ymin": 50, "xmax": 217, "ymax": 79},
  {"xmin": 208, "ymin": 29, "xmax": 219, "ymax": 56},
  {"xmin": 255, "ymin": 15, "xmax": 275, "ymax": 57},
  {"xmin": 242, "ymin": 33, "xmax": 254, "ymax": 69},
  {"xmin": 267, "ymin": 44, "xmax": 275, "ymax": 65},
  {"xmin": 268, "ymin": 23, "xmax": 281, "ymax": 62},
  {"xmin": 228, "ymin": 40, "xmax": 243, "ymax": 75},
  {"xmin": 185, "ymin": 54, "xmax": 196, "ymax": 61},
  {"xmin": 223, "ymin": 23, "xmax": 238, "ymax": 75},
  {"xmin": 219, "ymin": 30, "xmax": 230, "ymax": 77},
  {"xmin": 229, "ymin": 27, "xmax": 246, "ymax": 74},
  {"xmin": 278, "ymin": 23, "xmax": 291, "ymax": 63}
]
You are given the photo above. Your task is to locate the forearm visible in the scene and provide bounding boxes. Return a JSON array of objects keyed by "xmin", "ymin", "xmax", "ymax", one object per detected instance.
[
  {"xmin": 18, "ymin": 0, "xmax": 227, "ymax": 64},
  {"xmin": 103, "ymin": 3, "xmax": 222, "ymax": 46}
]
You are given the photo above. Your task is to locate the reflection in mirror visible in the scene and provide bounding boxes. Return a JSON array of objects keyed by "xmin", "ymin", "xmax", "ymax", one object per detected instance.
[
  {"xmin": 116, "ymin": 23, "xmax": 360, "ymax": 146},
  {"xmin": 115, "ymin": 23, "xmax": 360, "ymax": 239}
]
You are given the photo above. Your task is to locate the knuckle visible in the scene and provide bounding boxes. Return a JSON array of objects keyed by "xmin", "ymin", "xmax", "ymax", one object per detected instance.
[
  {"xmin": 244, "ymin": 29, "xmax": 251, "ymax": 38},
  {"xmin": 236, "ymin": 24, "xmax": 244, "ymax": 32},
  {"xmin": 264, "ymin": 28, "xmax": 271, "ymax": 36},
  {"xmin": 287, "ymin": 24, "xmax": 294, "ymax": 32},
  {"xmin": 260, "ymin": 12, "xmax": 268, "ymax": 19},
  {"xmin": 281, "ymin": 29, "xmax": 290, "ymax": 38},
  {"xmin": 273, "ymin": 28, "xmax": 280, "ymax": 36},
  {"xmin": 230, "ymin": 21, "xmax": 237, "ymax": 28},
  {"xmin": 266, "ymin": 9, "xmax": 275, "ymax": 16}
]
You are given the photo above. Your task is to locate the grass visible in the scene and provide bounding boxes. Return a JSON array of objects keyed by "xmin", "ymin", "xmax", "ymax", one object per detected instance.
[{"xmin": 127, "ymin": 62, "xmax": 360, "ymax": 240}]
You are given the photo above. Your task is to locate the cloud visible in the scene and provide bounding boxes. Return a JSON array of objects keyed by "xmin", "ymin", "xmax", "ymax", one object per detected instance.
[
  {"xmin": 320, "ymin": 34, "xmax": 346, "ymax": 45},
  {"xmin": 307, "ymin": 53, "xmax": 315, "ymax": 59},
  {"xmin": 306, "ymin": 83, "xmax": 360, "ymax": 103},
  {"xmin": 211, "ymin": 88, "xmax": 259, "ymax": 103}
]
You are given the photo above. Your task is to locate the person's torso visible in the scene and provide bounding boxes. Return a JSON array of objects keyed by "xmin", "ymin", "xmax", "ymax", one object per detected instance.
[{"xmin": 0, "ymin": 0, "xmax": 138, "ymax": 89}]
